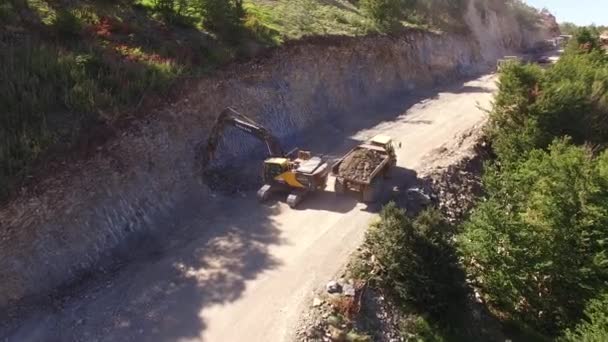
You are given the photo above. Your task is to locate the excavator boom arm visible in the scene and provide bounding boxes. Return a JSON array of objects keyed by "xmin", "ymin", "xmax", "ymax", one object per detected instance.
[{"xmin": 201, "ymin": 107, "xmax": 285, "ymax": 167}]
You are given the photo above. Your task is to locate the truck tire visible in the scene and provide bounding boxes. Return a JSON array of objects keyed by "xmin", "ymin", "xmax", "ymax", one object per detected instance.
[
  {"xmin": 362, "ymin": 184, "xmax": 375, "ymax": 203},
  {"xmin": 363, "ymin": 178, "xmax": 384, "ymax": 203},
  {"xmin": 383, "ymin": 165, "xmax": 392, "ymax": 179},
  {"xmin": 334, "ymin": 179, "xmax": 345, "ymax": 194}
]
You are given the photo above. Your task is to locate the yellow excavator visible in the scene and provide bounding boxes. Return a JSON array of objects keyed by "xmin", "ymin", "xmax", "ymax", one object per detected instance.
[{"xmin": 200, "ymin": 107, "xmax": 330, "ymax": 208}]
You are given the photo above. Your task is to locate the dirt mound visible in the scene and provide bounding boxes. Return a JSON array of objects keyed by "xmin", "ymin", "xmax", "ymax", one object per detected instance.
[{"xmin": 338, "ymin": 149, "xmax": 384, "ymax": 183}]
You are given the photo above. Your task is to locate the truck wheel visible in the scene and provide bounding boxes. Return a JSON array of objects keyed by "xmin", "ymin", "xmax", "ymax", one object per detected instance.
[
  {"xmin": 383, "ymin": 165, "xmax": 392, "ymax": 179},
  {"xmin": 334, "ymin": 179, "xmax": 345, "ymax": 194},
  {"xmin": 363, "ymin": 178, "xmax": 384, "ymax": 203},
  {"xmin": 362, "ymin": 184, "xmax": 375, "ymax": 203},
  {"xmin": 374, "ymin": 177, "xmax": 385, "ymax": 202}
]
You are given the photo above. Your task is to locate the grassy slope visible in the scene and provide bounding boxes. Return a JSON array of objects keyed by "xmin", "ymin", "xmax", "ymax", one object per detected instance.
[{"xmin": 0, "ymin": 0, "xmax": 385, "ymax": 201}]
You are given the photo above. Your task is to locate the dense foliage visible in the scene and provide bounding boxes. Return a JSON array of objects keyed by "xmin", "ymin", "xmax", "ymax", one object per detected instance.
[
  {"xmin": 461, "ymin": 140, "xmax": 608, "ymax": 333},
  {"xmin": 487, "ymin": 38, "xmax": 608, "ymax": 164},
  {"xmin": 459, "ymin": 28, "xmax": 608, "ymax": 336},
  {"xmin": 357, "ymin": 203, "xmax": 464, "ymax": 317},
  {"xmin": 563, "ymin": 292, "xmax": 608, "ymax": 341}
]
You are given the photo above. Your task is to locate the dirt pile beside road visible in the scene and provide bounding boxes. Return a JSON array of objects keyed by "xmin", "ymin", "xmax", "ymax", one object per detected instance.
[
  {"xmin": 338, "ymin": 149, "xmax": 384, "ymax": 183},
  {"xmin": 421, "ymin": 126, "xmax": 491, "ymax": 222}
]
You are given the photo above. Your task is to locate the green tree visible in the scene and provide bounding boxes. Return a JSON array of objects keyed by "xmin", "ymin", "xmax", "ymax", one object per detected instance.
[
  {"xmin": 489, "ymin": 41, "xmax": 608, "ymax": 165},
  {"xmin": 487, "ymin": 62, "xmax": 545, "ymax": 163},
  {"xmin": 459, "ymin": 140, "xmax": 608, "ymax": 334},
  {"xmin": 359, "ymin": 0, "xmax": 401, "ymax": 27},
  {"xmin": 199, "ymin": 0, "xmax": 244, "ymax": 42},
  {"xmin": 363, "ymin": 203, "xmax": 462, "ymax": 316},
  {"xmin": 563, "ymin": 293, "xmax": 608, "ymax": 342}
]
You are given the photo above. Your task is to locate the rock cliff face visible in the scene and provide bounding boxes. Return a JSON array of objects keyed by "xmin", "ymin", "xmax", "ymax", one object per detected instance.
[{"xmin": 0, "ymin": 1, "xmax": 554, "ymax": 311}]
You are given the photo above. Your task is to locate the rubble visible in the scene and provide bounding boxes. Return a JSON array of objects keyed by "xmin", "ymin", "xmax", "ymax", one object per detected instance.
[
  {"xmin": 422, "ymin": 136, "xmax": 490, "ymax": 222},
  {"xmin": 313, "ymin": 298, "xmax": 324, "ymax": 307},
  {"xmin": 342, "ymin": 284, "xmax": 355, "ymax": 297},
  {"xmin": 338, "ymin": 149, "xmax": 385, "ymax": 183},
  {"xmin": 326, "ymin": 281, "xmax": 342, "ymax": 294}
]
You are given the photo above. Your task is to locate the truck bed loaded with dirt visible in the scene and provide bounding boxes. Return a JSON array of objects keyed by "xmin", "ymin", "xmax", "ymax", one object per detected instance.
[{"xmin": 332, "ymin": 135, "xmax": 398, "ymax": 202}]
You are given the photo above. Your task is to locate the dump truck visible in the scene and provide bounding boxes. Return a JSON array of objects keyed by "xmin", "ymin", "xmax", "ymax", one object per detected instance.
[
  {"xmin": 332, "ymin": 134, "xmax": 397, "ymax": 202},
  {"xmin": 200, "ymin": 107, "xmax": 330, "ymax": 208}
]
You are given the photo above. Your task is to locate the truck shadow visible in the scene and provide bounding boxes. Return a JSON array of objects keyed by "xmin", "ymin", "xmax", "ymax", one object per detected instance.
[
  {"xmin": 266, "ymin": 188, "xmax": 360, "ymax": 213},
  {"xmin": 360, "ymin": 166, "xmax": 422, "ymax": 213}
]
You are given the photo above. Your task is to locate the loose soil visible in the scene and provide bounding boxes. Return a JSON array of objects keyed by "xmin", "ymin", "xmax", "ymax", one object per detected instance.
[{"xmin": 337, "ymin": 149, "xmax": 385, "ymax": 183}]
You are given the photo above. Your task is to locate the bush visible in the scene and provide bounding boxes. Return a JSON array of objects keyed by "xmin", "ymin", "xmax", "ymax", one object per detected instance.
[
  {"xmin": 359, "ymin": 0, "xmax": 403, "ymax": 27},
  {"xmin": 0, "ymin": 37, "xmax": 181, "ymax": 201},
  {"xmin": 199, "ymin": 0, "xmax": 245, "ymax": 42},
  {"xmin": 362, "ymin": 203, "xmax": 462, "ymax": 316},
  {"xmin": 562, "ymin": 293, "xmax": 608, "ymax": 342},
  {"xmin": 53, "ymin": 9, "xmax": 82, "ymax": 38}
]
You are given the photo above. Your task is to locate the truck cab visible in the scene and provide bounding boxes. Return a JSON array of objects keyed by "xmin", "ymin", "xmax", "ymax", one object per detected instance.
[{"xmin": 369, "ymin": 134, "xmax": 397, "ymax": 165}]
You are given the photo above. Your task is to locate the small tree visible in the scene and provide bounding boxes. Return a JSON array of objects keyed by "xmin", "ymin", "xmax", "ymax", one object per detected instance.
[
  {"xmin": 199, "ymin": 0, "xmax": 244, "ymax": 42},
  {"xmin": 359, "ymin": 0, "xmax": 402, "ymax": 28},
  {"xmin": 364, "ymin": 203, "xmax": 462, "ymax": 316}
]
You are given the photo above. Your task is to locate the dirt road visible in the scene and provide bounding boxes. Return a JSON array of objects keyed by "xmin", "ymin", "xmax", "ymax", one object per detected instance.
[{"xmin": 3, "ymin": 73, "xmax": 496, "ymax": 342}]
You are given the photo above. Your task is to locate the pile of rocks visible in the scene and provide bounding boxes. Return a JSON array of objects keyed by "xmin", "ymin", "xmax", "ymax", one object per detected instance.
[
  {"xmin": 338, "ymin": 149, "xmax": 385, "ymax": 183},
  {"xmin": 423, "ymin": 138, "xmax": 490, "ymax": 222},
  {"xmin": 297, "ymin": 279, "xmax": 368, "ymax": 342}
]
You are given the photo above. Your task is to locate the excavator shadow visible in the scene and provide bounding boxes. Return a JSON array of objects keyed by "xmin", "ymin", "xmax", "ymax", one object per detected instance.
[
  {"xmin": 259, "ymin": 181, "xmax": 359, "ymax": 213},
  {"xmin": 287, "ymin": 186, "xmax": 359, "ymax": 213}
]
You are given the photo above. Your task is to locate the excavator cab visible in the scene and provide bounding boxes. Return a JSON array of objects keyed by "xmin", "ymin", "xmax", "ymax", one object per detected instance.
[{"xmin": 263, "ymin": 158, "xmax": 290, "ymax": 182}]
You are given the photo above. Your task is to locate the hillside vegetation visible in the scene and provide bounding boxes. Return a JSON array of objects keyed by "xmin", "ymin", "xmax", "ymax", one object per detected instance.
[
  {"xmin": 460, "ymin": 27, "xmax": 608, "ymax": 338},
  {"xmin": 353, "ymin": 28, "xmax": 608, "ymax": 341},
  {"xmin": 0, "ymin": 0, "xmax": 543, "ymax": 202}
]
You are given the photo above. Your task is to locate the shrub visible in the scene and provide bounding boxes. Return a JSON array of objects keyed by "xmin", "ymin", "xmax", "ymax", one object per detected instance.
[
  {"xmin": 562, "ymin": 293, "xmax": 608, "ymax": 342},
  {"xmin": 53, "ymin": 9, "xmax": 82, "ymax": 38},
  {"xmin": 199, "ymin": 0, "xmax": 245, "ymax": 42},
  {"xmin": 359, "ymin": 0, "xmax": 399, "ymax": 25},
  {"xmin": 363, "ymin": 203, "xmax": 462, "ymax": 316}
]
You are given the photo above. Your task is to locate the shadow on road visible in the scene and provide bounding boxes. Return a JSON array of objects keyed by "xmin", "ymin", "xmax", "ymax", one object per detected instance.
[
  {"xmin": 447, "ymin": 85, "xmax": 494, "ymax": 94},
  {"xmin": 4, "ymin": 190, "xmax": 283, "ymax": 342}
]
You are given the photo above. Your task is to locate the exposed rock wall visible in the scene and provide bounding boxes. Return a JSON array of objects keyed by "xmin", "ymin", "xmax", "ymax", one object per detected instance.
[{"xmin": 0, "ymin": 2, "xmax": 553, "ymax": 312}]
